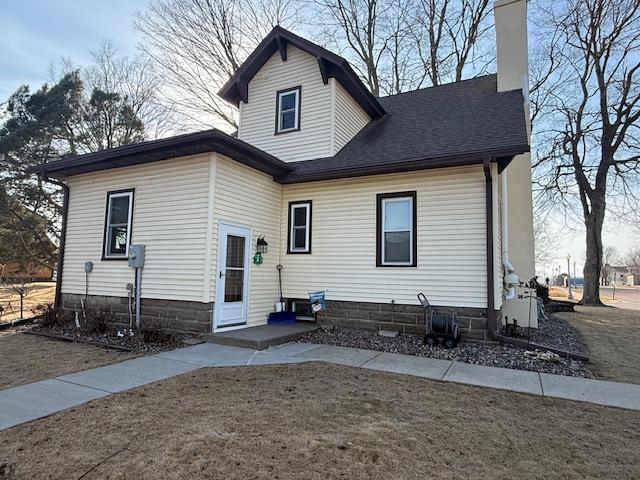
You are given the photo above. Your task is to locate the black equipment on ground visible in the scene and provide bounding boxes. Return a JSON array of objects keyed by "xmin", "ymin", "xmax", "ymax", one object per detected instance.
[{"xmin": 417, "ymin": 292, "xmax": 461, "ymax": 348}]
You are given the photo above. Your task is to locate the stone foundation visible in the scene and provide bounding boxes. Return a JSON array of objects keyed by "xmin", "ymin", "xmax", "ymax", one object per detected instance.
[
  {"xmin": 60, "ymin": 293, "xmax": 213, "ymax": 334},
  {"xmin": 315, "ymin": 299, "xmax": 490, "ymax": 340}
]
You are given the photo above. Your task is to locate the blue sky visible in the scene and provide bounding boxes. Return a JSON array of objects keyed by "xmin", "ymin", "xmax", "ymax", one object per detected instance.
[{"xmin": 0, "ymin": 0, "xmax": 147, "ymax": 100}]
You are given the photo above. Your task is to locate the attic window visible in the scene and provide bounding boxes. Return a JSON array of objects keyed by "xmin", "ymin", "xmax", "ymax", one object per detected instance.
[{"xmin": 276, "ymin": 86, "xmax": 301, "ymax": 134}]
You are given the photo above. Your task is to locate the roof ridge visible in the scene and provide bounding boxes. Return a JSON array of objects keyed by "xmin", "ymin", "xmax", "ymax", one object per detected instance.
[{"xmin": 377, "ymin": 74, "xmax": 498, "ymax": 100}]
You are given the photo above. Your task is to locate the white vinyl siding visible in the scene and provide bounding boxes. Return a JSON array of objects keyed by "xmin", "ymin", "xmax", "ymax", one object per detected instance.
[
  {"xmin": 211, "ymin": 155, "xmax": 282, "ymax": 326},
  {"xmin": 280, "ymin": 166, "xmax": 489, "ymax": 308},
  {"xmin": 334, "ymin": 80, "xmax": 370, "ymax": 152},
  {"xmin": 61, "ymin": 155, "xmax": 211, "ymax": 302},
  {"xmin": 239, "ymin": 46, "xmax": 333, "ymax": 161}
]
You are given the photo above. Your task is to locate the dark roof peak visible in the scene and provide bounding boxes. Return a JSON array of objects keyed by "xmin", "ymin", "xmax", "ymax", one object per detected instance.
[{"xmin": 218, "ymin": 26, "xmax": 385, "ymax": 118}]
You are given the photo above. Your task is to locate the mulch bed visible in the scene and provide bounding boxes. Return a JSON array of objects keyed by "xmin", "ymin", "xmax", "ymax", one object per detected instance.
[
  {"xmin": 27, "ymin": 323, "xmax": 187, "ymax": 353},
  {"xmin": 299, "ymin": 314, "xmax": 592, "ymax": 378}
]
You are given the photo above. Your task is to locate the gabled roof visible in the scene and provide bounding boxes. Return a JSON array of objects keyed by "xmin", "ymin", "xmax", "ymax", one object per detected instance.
[
  {"xmin": 28, "ymin": 129, "xmax": 292, "ymax": 179},
  {"xmin": 218, "ymin": 25, "xmax": 386, "ymax": 119},
  {"xmin": 279, "ymin": 75, "xmax": 530, "ymax": 183}
]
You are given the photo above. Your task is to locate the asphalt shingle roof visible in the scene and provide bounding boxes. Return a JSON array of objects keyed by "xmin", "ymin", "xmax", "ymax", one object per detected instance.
[{"xmin": 281, "ymin": 75, "xmax": 529, "ymax": 182}]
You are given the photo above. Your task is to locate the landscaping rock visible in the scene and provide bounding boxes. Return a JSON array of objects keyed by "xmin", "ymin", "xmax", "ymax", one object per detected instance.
[{"xmin": 298, "ymin": 314, "xmax": 593, "ymax": 378}]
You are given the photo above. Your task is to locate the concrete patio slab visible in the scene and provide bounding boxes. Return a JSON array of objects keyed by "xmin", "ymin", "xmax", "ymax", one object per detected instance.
[
  {"xmin": 204, "ymin": 323, "xmax": 318, "ymax": 350},
  {"xmin": 361, "ymin": 352, "xmax": 452, "ymax": 380},
  {"xmin": 444, "ymin": 361, "xmax": 543, "ymax": 395},
  {"xmin": 267, "ymin": 342, "xmax": 322, "ymax": 356},
  {"xmin": 540, "ymin": 373, "xmax": 640, "ymax": 410},
  {"xmin": 57, "ymin": 355, "xmax": 201, "ymax": 394},
  {"xmin": 156, "ymin": 342, "xmax": 256, "ymax": 366},
  {"xmin": 0, "ymin": 379, "xmax": 108, "ymax": 430},
  {"xmin": 295, "ymin": 344, "xmax": 381, "ymax": 367}
]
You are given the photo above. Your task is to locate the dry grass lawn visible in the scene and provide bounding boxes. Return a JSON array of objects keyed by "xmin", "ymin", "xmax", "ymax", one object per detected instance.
[
  {"xmin": 554, "ymin": 306, "xmax": 640, "ymax": 384},
  {"xmin": 0, "ymin": 282, "xmax": 55, "ymax": 322},
  {"xmin": 0, "ymin": 329, "xmax": 138, "ymax": 390},
  {"xmin": 1, "ymin": 363, "xmax": 639, "ymax": 480}
]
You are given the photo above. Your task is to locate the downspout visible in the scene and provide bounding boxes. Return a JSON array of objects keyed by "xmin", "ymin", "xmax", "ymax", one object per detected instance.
[
  {"xmin": 42, "ymin": 175, "xmax": 69, "ymax": 310},
  {"xmin": 501, "ymin": 171, "xmax": 517, "ymax": 300},
  {"xmin": 483, "ymin": 157, "xmax": 496, "ymax": 333}
]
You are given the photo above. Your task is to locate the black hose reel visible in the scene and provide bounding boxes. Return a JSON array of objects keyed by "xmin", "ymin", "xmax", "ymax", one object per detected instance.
[{"xmin": 417, "ymin": 293, "xmax": 461, "ymax": 348}]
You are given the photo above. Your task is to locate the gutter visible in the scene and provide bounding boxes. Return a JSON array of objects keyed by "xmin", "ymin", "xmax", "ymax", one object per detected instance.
[
  {"xmin": 42, "ymin": 175, "xmax": 69, "ymax": 309},
  {"xmin": 483, "ymin": 157, "xmax": 497, "ymax": 333}
]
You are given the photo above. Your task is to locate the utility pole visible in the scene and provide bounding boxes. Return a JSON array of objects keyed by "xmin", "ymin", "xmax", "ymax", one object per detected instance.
[{"xmin": 567, "ymin": 254, "xmax": 573, "ymax": 300}]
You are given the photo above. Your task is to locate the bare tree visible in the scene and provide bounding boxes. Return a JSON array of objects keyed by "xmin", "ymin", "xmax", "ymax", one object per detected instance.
[
  {"xmin": 625, "ymin": 247, "xmax": 640, "ymax": 275},
  {"xmin": 600, "ymin": 245, "xmax": 620, "ymax": 285},
  {"xmin": 135, "ymin": 0, "xmax": 303, "ymax": 129},
  {"xmin": 533, "ymin": 0, "xmax": 640, "ymax": 305},
  {"xmin": 315, "ymin": 0, "xmax": 390, "ymax": 96},
  {"xmin": 412, "ymin": 0, "xmax": 493, "ymax": 86},
  {"xmin": 316, "ymin": 0, "xmax": 493, "ymax": 96}
]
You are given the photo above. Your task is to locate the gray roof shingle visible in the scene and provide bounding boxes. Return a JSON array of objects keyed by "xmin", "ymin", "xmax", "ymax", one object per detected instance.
[{"xmin": 281, "ymin": 75, "xmax": 529, "ymax": 182}]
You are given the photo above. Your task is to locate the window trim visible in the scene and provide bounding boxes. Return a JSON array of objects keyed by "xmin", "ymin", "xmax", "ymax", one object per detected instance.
[
  {"xmin": 102, "ymin": 188, "xmax": 135, "ymax": 261},
  {"xmin": 376, "ymin": 191, "xmax": 417, "ymax": 267},
  {"xmin": 275, "ymin": 86, "xmax": 301, "ymax": 134},
  {"xmin": 287, "ymin": 200, "xmax": 312, "ymax": 254}
]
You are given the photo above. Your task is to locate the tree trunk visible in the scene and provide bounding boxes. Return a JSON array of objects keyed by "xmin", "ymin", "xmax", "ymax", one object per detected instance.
[{"xmin": 581, "ymin": 200, "xmax": 605, "ymax": 305}]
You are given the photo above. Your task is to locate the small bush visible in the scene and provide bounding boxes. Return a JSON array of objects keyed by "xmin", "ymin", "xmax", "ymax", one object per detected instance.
[
  {"xmin": 535, "ymin": 284, "xmax": 550, "ymax": 305},
  {"xmin": 83, "ymin": 306, "xmax": 114, "ymax": 334},
  {"xmin": 32, "ymin": 303, "xmax": 65, "ymax": 327},
  {"xmin": 139, "ymin": 317, "xmax": 175, "ymax": 344}
]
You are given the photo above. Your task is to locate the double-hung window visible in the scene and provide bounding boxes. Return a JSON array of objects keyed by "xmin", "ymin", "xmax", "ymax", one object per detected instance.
[
  {"xmin": 376, "ymin": 192, "xmax": 416, "ymax": 266},
  {"xmin": 103, "ymin": 189, "xmax": 134, "ymax": 260},
  {"xmin": 288, "ymin": 201, "xmax": 312, "ymax": 253},
  {"xmin": 276, "ymin": 86, "xmax": 301, "ymax": 134}
]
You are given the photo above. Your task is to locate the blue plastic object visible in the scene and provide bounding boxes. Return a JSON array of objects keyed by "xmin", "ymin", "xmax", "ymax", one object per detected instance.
[{"xmin": 268, "ymin": 311, "xmax": 297, "ymax": 324}]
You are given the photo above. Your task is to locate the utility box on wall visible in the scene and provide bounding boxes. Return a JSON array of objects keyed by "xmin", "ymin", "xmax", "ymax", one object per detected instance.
[
  {"xmin": 502, "ymin": 286, "xmax": 538, "ymax": 329},
  {"xmin": 128, "ymin": 245, "xmax": 145, "ymax": 268}
]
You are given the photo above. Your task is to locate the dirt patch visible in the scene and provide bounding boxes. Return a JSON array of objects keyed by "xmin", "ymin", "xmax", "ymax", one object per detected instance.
[
  {"xmin": 0, "ymin": 328, "xmax": 138, "ymax": 390},
  {"xmin": 554, "ymin": 306, "xmax": 640, "ymax": 384},
  {"xmin": 1, "ymin": 363, "xmax": 639, "ymax": 480},
  {"xmin": 0, "ymin": 282, "xmax": 55, "ymax": 323}
]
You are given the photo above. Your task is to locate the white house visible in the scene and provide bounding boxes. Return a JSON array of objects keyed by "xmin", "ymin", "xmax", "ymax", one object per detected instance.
[{"xmin": 31, "ymin": 0, "xmax": 534, "ymax": 340}]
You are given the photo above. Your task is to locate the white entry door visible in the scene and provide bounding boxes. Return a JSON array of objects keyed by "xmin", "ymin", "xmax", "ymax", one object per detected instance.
[{"xmin": 214, "ymin": 223, "xmax": 251, "ymax": 330}]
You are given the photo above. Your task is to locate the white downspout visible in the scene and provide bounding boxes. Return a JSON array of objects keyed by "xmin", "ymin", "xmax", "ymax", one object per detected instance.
[{"xmin": 502, "ymin": 171, "xmax": 518, "ymax": 300}]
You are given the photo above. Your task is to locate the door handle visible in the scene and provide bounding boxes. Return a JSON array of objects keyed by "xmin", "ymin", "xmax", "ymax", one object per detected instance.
[{"xmin": 219, "ymin": 271, "xmax": 225, "ymax": 278}]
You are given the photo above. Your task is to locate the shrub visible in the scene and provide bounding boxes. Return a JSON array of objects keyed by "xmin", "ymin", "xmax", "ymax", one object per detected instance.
[
  {"xmin": 32, "ymin": 303, "xmax": 65, "ymax": 327},
  {"xmin": 139, "ymin": 317, "xmax": 175, "ymax": 344},
  {"xmin": 83, "ymin": 306, "xmax": 114, "ymax": 334}
]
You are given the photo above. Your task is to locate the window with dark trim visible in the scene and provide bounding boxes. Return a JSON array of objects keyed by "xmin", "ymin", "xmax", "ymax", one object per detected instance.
[
  {"xmin": 287, "ymin": 200, "xmax": 312, "ymax": 253},
  {"xmin": 376, "ymin": 191, "xmax": 417, "ymax": 267},
  {"xmin": 275, "ymin": 86, "xmax": 301, "ymax": 134},
  {"xmin": 102, "ymin": 189, "xmax": 134, "ymax": 260}
]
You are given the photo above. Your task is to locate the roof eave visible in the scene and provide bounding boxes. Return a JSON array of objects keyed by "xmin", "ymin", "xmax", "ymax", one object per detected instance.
[
  {"xmin": 218, "ymin": 26, "xmax": 385, "ymax": 119},
  {"xmin": 277, "ymin": 145, "xmax": 530, "ymax": 184},
  {"xmin": 29, "ymin": 131, "xmax": 292, "ymax": 180}
]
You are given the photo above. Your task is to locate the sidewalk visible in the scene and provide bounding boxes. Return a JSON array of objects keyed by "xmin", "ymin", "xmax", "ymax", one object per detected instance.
[{"xmin": 1, "ymin": 342, "xmax": 639, "ymax": 431}]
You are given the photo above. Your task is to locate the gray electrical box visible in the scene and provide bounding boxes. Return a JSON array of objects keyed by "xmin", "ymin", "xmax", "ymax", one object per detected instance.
[
  {"xmin": 84, "ymin": 261, "xmax": 93, "ymax": 273},
  {"xmin": 128, "ymin": 245, "xmax": 145, "ymax": 268}
]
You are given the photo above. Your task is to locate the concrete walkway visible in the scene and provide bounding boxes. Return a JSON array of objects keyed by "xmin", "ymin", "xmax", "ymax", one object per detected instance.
[{"xmin": 1, "ymin": 342, "xmax": 639, "ymax": 431}]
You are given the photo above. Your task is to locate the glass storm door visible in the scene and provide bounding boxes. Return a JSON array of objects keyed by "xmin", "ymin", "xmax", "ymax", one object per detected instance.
[{"xmin": 214, "ymin": 223, "xmax": 251, "ymax": 329}]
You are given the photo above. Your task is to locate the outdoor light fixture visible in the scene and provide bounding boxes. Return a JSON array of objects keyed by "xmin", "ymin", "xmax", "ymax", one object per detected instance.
[
  {"xmin": 257, "ymin": 236, "xmax": 269, "ymax": 254},
  {"xmin": 253, "ymin": 235, "xmax": 269, "ymax": 265}
]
